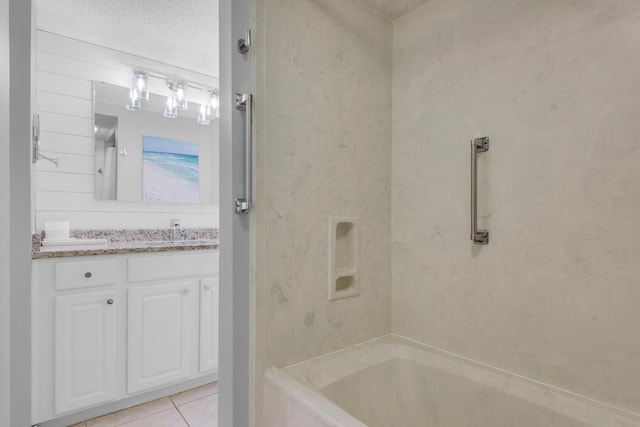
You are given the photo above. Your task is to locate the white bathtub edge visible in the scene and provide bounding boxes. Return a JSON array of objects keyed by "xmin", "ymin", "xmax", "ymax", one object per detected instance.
[
  {"xmin": 264, "ymin": 367, "xmax": 368, "ymax": 427},
  {"xmin": 276, "ymin": 334, "xmax": 640, "ymax": 427}
]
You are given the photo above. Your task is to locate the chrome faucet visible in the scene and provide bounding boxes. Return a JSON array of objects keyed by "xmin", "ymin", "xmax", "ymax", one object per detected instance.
[{"xmin": 170, "ymin": 219, "xmax": 180, "ymax": 241}]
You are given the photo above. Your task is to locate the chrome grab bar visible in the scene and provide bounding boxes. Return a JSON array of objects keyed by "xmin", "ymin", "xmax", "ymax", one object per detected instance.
[
  {"xmin": 470, "ymin": 137, "xmax": 489, "ymax": 245},
  {"xmin": 235, "ymin": 93, "xmax": 253, "ymax": 213}
]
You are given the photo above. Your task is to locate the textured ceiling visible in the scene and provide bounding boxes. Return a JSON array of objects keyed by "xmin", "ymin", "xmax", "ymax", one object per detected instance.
[
  {"xmin": 34, "ymin": 0, "xmax": 219, "ymax": 76},
  {"xmin": 355, "ymin": 0, "xmax": 430, "ymax": 19}
]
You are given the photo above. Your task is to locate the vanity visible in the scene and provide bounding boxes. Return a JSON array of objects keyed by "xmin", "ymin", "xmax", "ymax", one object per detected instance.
[
  {"xmin": 30, "ymin": 16, "xmax": 221, "ymax": 425},
  {"xmin": 31, "ymin": 233, "xmax": 219, "ymax": 424}
]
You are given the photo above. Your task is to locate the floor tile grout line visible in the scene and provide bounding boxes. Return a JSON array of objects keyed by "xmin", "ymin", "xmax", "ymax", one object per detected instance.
[
  {"xmin": 170, "ymin": 384, "xmax": 218, "ymax": 407},
  {"xmin": 98, "ymin": 406, "xmax": 183, "ymax": 427},
  {"xmin": 86, "ymin": 398, "xmax": 174, "ymax": 427},
  {"xmin": 82, "ymin": 383, "xmax": 218, "ymax": 427},
  {"xmin": 171, "ymin": 397, "xmax": 192, "ymax": 427}
]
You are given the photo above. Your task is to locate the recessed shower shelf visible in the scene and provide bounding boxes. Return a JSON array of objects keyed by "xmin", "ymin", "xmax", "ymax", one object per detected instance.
[
  {"xmin": 328, "ymin": 217, "xmax": 359, "ymax": 301},
  {"xmin": 335, "ymin": 268, "xmax": 357, "ymax": 278}
]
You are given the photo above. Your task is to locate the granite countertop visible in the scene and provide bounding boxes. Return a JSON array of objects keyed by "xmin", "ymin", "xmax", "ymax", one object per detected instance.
[{"xmin": 32, "ymin": 228, "xmax": 219, "ymax": 259}]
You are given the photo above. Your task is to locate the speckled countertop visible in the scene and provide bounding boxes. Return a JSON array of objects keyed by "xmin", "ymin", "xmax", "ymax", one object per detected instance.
[{"xmin": 32, "ymin": 228, "xmax": 219, "ymax": 259}]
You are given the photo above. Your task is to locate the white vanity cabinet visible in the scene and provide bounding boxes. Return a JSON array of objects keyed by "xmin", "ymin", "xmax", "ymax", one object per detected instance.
[
  {"xmin": 32, "ymin": 250, "xmax": 219, "ymax": 425},
  {"xmin": 127, "ymin": 281, "xmax": 195, "ymax": 394},
  {"xmin": 200, "ymin": 277, "xmax": 220, "ymax": 372},
  {"xmin": 54, "ymin": 289, "xmax": 118, "ymax": 414}
]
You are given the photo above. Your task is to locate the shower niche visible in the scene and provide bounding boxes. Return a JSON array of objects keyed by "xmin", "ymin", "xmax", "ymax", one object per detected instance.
[{"xmin": 328, "ymin": 217, "xmax": 359, "ymax": 301}]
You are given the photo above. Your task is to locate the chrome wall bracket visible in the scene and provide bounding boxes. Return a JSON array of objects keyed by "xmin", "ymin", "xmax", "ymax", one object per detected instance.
[
  {"xmin": 235, "ymin": 199, "xmax": 251, "ymax": 213},
  {"xmin": 473, "ymin": 229, "xmax": 489, "ymax": 245},
  {"xmin": 471, "ymin": 137, "xmax": 489, "ymax": 245},
  {"xmin": 236, "ymin": 29, "xmax": 251, "ymax": 54},
  {"xmin": 473, "ymin": 136, "xmax": 489, "ymax": 153},
  {"xmin": 32, "ymin": 113, "xmax": 59, "ymax": 167},
  {"xmin": 235, "ymin": 93, "xmax": 250, "ymax": 111},
  {"xmin": 235, "ymin": 93, "xmax": 253, "ymax": 214}
]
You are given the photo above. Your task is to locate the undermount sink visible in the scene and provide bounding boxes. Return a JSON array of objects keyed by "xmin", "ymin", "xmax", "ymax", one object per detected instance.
[
  {"xmin": 144, "ymin": 239, "xmax": 215, "ymax": 247},
  {"xmin": 41, "ymin": 238, "xmax": 109, "ymax": 247}
]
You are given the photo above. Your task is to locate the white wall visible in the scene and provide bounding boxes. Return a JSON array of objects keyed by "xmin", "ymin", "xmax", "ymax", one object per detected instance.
[
  {"xmin": 254, "ymin": 0, "xmax": 393, "ymax": 424},
  {"xmin": 392, "ymin": 0, "xmax": 640, "ymax": 414},
  {"xmin": 34, "ymin": 31, "xmax": 220, "ymax": 230},
  {"xmin": 0, "ymin": 0, "xmax": 11, "ymax": 423}
]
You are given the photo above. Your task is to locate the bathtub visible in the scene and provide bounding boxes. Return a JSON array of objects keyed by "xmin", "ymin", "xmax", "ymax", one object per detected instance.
[{"xmin": 264, "ymin": 335, "xmax": 640, "ymax": 427}]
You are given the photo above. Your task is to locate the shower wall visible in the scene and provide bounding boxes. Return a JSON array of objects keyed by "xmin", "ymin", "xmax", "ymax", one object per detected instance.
[
  {"xmin": 392, "ymin": 0, "xmax": 640, "ymax": 414},
  {"xmin": 254, "ymin": 0, "xmax": 392, "ymax": 423}
]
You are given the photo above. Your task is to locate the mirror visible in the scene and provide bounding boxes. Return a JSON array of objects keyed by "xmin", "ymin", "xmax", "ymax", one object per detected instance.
[{"xmin": 94, "ymin": 82, "xmax": 218, "ymax": 204}]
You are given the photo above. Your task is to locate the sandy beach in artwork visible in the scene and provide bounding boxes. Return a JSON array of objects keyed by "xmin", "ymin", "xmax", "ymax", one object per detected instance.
[{"xmin": 143, "ymin": 160, "xmax": 200, "ymax": 203}]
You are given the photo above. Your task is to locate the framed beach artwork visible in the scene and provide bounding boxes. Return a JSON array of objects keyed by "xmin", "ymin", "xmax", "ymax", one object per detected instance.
[{"xmin": 142, "ymin": 136, "xmax": 200, "ymax": 203}]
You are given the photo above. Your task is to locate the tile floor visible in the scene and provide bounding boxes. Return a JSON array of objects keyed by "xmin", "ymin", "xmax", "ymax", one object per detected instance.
[{"xmin": 69, "ymin": 382, "xmax": 218, "ymax": 427}]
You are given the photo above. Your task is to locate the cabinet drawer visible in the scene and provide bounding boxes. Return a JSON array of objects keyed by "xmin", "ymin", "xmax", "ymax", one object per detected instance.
[
  {"xmin": 55, "ymin": 258, "xmax": 118, "ymax": 290},
  {"xmin": 127, "ymin": 252, "xmax": 218, "ymax": 283}
]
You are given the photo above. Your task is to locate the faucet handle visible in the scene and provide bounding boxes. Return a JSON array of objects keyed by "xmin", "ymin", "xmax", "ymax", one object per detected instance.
[{"xmin": 169, "ymin": 219, "xmax": 181, "ymax": 241}]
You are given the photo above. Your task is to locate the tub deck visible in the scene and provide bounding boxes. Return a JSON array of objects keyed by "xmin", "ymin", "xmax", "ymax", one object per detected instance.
[{"xmin": 264, "ymin": 335, "xmax": 640, "ymax": 427}]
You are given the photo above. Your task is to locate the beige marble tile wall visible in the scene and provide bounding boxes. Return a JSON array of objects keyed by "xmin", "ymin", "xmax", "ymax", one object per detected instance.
[
  {"xmin": 254, "ymin": 0, "xmax": 392, "ymax": 423},
  {"xmin": 392, "ymin": 0, "xmax": 640, "ymax": 414}
]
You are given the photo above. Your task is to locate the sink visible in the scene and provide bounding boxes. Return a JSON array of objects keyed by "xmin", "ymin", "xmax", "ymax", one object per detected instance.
[
  {"xmin": 41, "ymin": 238, "xmax": 108, "ymax": 247},
  {"xmin": 144, "ymin": 240, "xmax": 215, "ymax": 247}
]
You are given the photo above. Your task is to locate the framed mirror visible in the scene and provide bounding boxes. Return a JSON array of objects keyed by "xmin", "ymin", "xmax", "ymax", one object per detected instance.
[{"xmin": 94, "ymin": 81, "xmax": 219, "ymax": 204}]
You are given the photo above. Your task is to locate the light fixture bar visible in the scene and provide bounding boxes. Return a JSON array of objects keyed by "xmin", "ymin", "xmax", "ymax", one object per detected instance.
[
  {"xmin": 138, "ymin": 70, "xmax": 211, "ymax": 91},
  {"xmin": 126, "ymin": 67, "xmax": 219, "ymax": 125}
]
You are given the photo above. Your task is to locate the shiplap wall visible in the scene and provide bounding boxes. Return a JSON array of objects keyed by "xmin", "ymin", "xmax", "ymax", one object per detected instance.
[{"xmin": 34, "ymin": 31, "xmax": 220, "ymax": 230}]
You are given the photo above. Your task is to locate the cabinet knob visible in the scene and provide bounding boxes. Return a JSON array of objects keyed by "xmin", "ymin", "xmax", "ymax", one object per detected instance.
[
  {"xmin": 183, "ymin": 289, "xmax": 190, "ymax": 295},
  {"xmin": 85, "ymin": 272, "xmax": 92, "ymax": 278},
  {"xmin": 107, "ymin": 299, "xmax": 114, "ymax": 305}
]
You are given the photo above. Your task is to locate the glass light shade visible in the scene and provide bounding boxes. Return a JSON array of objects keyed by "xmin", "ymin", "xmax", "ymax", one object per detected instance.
[
  {"xmin": 163, "ymin": 94, "xmax": 178, "ymax": 118},
  {"xmin": 132, "ymin": 70, "xmax": 149, "ymax": 101},
  {"xmin": 197, "ymin": 104, "xmax": 211, "ymax": 125},
  {"xmin": 175, "ymin": 83, "xmax": 188, "ymax": 110},
  {"xmin": 208, "ymin": 89, "xmax": 219, "ymax": 119},
  {"xmin": 125, "ymin": 89, "xmax": 141, "ymax": 111}
]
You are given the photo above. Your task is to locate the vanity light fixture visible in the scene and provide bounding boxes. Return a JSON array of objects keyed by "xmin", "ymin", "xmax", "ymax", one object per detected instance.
[
  {"xmin": 163, "ymin": 89, "xmax": 178, "ymax": 119},
  {"xmin": 125, "ymin": 88, "xmax": 141, "ymax": 111},
  {"xmin": 125, "ymin": 68, "xmax": 218, "ymax": 125},
  {"xmin": 207, "ymin": 88, "xmax": 220, "ymax": 119},
  {"xmin": 197, "ymin": 104, "xmax": 211, "ymax": 125},
  {"xmin": 174, "ymin": 80, "xmax": 188, "ymax": 110},
  {"xmin": 132, "ymin": 69, "xmax": 149, "ymax": 101}
]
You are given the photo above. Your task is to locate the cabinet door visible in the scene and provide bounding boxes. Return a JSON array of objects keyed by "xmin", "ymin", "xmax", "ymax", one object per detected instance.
[
  {"xmin": 55, "ymin": 291, "xmax": 117, "ymax": 414},
  {"xmin": 199, "ymin": 277, "xmax": 219, "ymax": 372},
  {"xmin": 127, "ymin": 282, "xmax": 192, "ymax": 394}
]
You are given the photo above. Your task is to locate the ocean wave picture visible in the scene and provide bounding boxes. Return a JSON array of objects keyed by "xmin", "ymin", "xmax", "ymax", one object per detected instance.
[{"xmin": 142, "ymin": 136, "xmax": 200, "ymax": 203}]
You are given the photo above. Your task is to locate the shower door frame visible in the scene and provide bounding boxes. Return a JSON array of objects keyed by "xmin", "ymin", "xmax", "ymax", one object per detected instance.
[
  {"xmin": 219, "ymin": 0, "xmax": 253, "ymax": 426},
  {"xmin": 6, "ymin": 1, "xmax": 32, "ymax": 426}
]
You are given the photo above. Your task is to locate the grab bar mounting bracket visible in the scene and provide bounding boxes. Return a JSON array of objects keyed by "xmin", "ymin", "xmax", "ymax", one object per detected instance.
[
  {"xmin": 473, "ymin": 229, "xmax": 489, "ymax": 245},
  {"xmin": 473, "ymin": 136, "xmax": 489, "ymax": 153},
  {"xmin": 236, "ymin": 29, "xmax": 252, "ymax": 55},
  {"xmin": 235, "ymin": 93, "xmax": 250, "ymax": 110}
]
